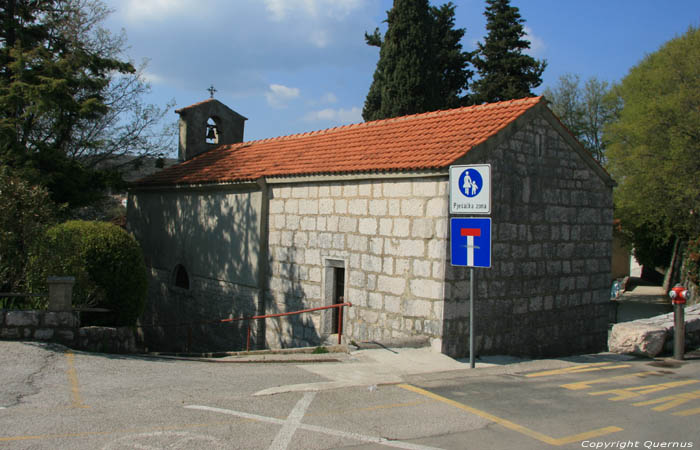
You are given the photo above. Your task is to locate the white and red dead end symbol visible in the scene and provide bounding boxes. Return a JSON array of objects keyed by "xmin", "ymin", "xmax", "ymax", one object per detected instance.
[{"xmin": 460, "ymin": 228, "xmax": 481, "ymax": 266}]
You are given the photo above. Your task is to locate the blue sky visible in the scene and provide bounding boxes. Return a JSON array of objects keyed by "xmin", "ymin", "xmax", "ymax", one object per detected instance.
[{"xmin": 102, "ymin": 0, "xmax": 700, "ymax": 152}]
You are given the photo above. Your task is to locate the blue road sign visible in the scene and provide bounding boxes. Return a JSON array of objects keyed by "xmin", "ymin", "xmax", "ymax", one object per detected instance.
[{"xmin": 450, "ymin": 217, "xmax": 491, "ymax": 268}]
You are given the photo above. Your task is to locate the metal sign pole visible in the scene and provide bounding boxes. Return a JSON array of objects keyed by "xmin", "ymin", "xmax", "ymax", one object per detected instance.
[{"xmin": 470, "ymin": 267, "xmax": 475, "ymax": 368}]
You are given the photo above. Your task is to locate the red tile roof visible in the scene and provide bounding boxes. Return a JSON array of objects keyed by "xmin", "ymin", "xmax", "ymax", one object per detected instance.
[{"xmin": 136, "ymin": 96, "xmax": 543, "ymax": 187}]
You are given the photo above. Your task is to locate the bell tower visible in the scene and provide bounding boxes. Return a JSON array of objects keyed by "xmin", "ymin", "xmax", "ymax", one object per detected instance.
[{"xmin": 175, "ymin": 97, "xmax": 247, "ymax": 161}]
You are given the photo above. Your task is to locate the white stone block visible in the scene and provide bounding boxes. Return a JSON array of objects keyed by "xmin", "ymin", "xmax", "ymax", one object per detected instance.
[
  {"xmin": 428, "ymin": 239, "xmax": 446, "ymax": 259},
  {"xmin": 401, "ymin": 198, "xmax": 425, "ymax": 217},
  {"xmin": 412, "ymin": 218, "xmax": 434, "ymax": 238},
  {"xmin": 349, "ymin": 270, "xmax": 365, "ymax": 288},
  {"xmin": 286, "ymin": 214, "xmax": 300, "ymax": 229},
  {"xmin": 377, "ymin": 275, "xmax": 406, "ymax": 295},
  {"xmin": 292, "ymin": 186, "xmax": 309, "ymax": 198},
  {"xmin": 369, "ymin": 237, "xmax": 383, "ymax": 255},
  {"xmin": 413, "ymin": 260, "xmax": 431, "ymax": 278},
  {"xmin": 348, "ymin": 235, "xmax": 368, "ymax": 252},
  {"xmin": 327, "ymin": 216, "xmax": 339, "ymax": 232},
  {"xmin": 273, "ymin": 215, "xmax": 286, "ymax": 230},
  {"xmin": 426, "ymin": 197, "xmax": 447, "ymax": 217},
  {"xmin": 435, "ymin": 218, "xmax": 448, "ymax": 238},
  {"xmin": 316, "ymin": 217, "xmax": 327, "ymax": 231},
  {"xmin": 387, "ymin": 199, "xmax": 401, "ymax": 216},
  {"xmin": 404, "ymin": 299, "xmax": 432, "ymax": 317},
  {"xmin": 348, "ymin": 288, "xmax": 367, "ymax": 307},
  {"xmin": 338, "ymin": 217, "xmax": 357, "ymax": 233},
  {"xmin": 319, "ymin": 199, "xmax": 333, "ymax": 215},
  {"xmin": 394, "ymin": 218, "xmax": 410, "ymax": 237},
  {"xmin": 318, "ymin": 186, "xmax": 330, "ymax": 197},
  {"xmin": 349, "ymin": 199, "xmax": 368, "ymax": 215},
  {"xmin": 358, "ymin": 182, "xmax": 371, "ymax": 197},
  {"xmin": 413, "ymin": 180, "xmax": 437, "ymax": 197},
  {"xmin": 335, "ymin": 199, "xmax": 347, "ymax": 214},
  {"xmin": 359, "ymin": 218, "xmax": 377, "ymax": 235},
  {"xmin": 362, "ymin": 254, "xmax": 382, "ymax": 272},
  {"xmin": 395, "ymin": 258, "xmax": 410, "ymax": 275},
  {"xmin": 369, "ymin": 199, "xmax": 388, "ymax": 216},
  {"xmin": 385, "ymin": 295, "xmax": 401, "ymax": 313},
  {"xmin": 384, "ymin": 180, "xmax": 412, "ymax": 197},
  {"xmin": 301, "ymin": 217, "xmax": 316, "ymax": 231},
  {"xmin": 299, "ymin": 199, "xmax": 319, "ymax": 215},
  {"xmin": 410, "ymin": 279, "xmax": 443, "ymax": 300},
  {"xmin": 332, "ymin": 234, "xmax": 345, "ymax": 249},
  {"xmin": 285, "ymin": 199, "xmax": 299, "ymax": 214},
  {"xmin": 383, "ymin": 257, "xmax": 394, "ymax": 275},
  {"xmin": 330, "ymin": 185, "xmax": 342, "ymax": 196},
  {"xmin": 343, "ymin": 184, "xmax": 358, "ymax": 197},
  {"xmin": 379, "ymin": 218, "xmax": 393, "ymax": 236},
  {"xmin": 368, "ymin": 292, "xmax": 383, "ymax": 309},
  {"xmin": 269, "ymin": 199, "xmax": 285, "ymax": 214},
  {"xmin": 372, "ymin": 183, "xmax": 383, "ymax": 198},
  {"xmin": 385, "ymin": 238, "xmax": 425, "ymax": 258},
  {"xmin": 309, "ymin": 267, "xmax": 322, "ymax": 282}
]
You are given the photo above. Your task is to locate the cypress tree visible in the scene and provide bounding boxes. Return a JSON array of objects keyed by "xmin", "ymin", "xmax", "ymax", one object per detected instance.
[
  {"xmin": 362, "ymin": 0, "xmax": 472, "ymax": 121},
  {"xmin": 471, "ymin": 0, "xmax": 546, "ymax": 104}
]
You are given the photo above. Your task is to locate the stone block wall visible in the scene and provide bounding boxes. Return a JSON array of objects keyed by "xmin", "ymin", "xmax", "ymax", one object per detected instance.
[
  {"xmin": 0, "ymin": 310, "xmax": 139, "ymax": 353},
  {"xmin": 138, "ymin": 267, "xmax": 260, "ymax": 352},
  {"xmin": 443, "ymin": 116, "xmax": 613, "ymax": 357},
  {"xmin": 266, "ymin": 177, "xmax": 449, "ymax": 348}
]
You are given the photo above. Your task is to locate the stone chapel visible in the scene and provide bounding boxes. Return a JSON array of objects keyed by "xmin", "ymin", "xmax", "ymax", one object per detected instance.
[{"xmin": 127, "ymin": 96, "xmax": 615, "ymax": 357}]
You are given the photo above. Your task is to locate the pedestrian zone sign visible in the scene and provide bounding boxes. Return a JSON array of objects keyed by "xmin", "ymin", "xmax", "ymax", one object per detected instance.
[
  {"xmin": 450, "ymin": 217, "xmax": 491, "ymax": 268},
  {"xmin": 449, "ymin": 164, "xmax": 491, "ymax": 214}
]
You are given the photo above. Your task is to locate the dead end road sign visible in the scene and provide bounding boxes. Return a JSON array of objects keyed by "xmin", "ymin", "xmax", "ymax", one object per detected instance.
[{"xmin": 450, "ymin": 217, "xmax": 491, "ymax": 268}]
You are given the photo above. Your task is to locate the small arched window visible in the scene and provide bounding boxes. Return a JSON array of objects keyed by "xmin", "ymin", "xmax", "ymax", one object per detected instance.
[{"xmin": 173, "ymin": 264, "xmax": 190, "ymax": 290}]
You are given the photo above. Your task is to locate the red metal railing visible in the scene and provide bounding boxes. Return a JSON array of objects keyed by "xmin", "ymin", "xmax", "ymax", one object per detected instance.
[
  {"xmin": 221, "ymin": 302, "xmax": 353, "ymax": 351},
  {"xmin": 139, "ymin": 302, "xmax": 353, "ymax": 352}
]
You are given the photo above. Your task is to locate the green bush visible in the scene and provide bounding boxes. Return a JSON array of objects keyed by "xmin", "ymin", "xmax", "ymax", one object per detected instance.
[
  {"xmin": 27, "ymin": 221, "xmax": 147, "ymax": 326},
  {"xmin": 0, "ymin": 167, "xmax": 57, "ymax": 306}
]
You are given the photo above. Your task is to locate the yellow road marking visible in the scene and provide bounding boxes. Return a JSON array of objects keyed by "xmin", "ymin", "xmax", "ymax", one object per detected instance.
[
  {"xmin": 65, "ymin": 351, "xmax": 89, "ymax": 409},
  {"xmin": 398, "ymin": 384, "xmax": 622, "ymax": 446},
  {"xmin": 589, "ymin": 380, "xmax": 700, "ymax": 401},
  {"xmin": 633, "ymin": 390, "xmax": 700, "ymax": 411},
  {"xmin": 525, "ymin": 362, "xmax": 631, "ymax": 378},
  {"xmin": 673, "ymin": 407, "xmax": 700, "ymax": 416},
  {"xmin": 560, "ymin": 371, "xmax": 663, "ymax": 390}
]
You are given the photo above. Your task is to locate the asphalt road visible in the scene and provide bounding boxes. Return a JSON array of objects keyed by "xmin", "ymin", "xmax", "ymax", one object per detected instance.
[{"xmin": 1, "ymin": 341, "xmax": 699, "ymax": 449}]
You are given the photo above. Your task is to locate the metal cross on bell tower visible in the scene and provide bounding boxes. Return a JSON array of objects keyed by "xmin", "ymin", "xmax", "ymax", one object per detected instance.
[{"xmin": 207, "ymin": 84, "xmax": 217, "ymax": 99}]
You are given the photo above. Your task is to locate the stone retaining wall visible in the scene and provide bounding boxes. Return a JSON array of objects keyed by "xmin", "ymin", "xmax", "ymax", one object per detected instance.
[{"xmin": 0, "ymin": 310, "xmax": 139, "ymax": 353}]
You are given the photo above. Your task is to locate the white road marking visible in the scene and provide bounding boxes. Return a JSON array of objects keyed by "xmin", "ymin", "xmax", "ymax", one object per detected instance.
[
  {"xmin": 186, "ymin": 403, "xmax": 443, "ymax": 450},
  {"xmin": 269, "ymin": 392, "xmax": 315, "ymax": 450}
]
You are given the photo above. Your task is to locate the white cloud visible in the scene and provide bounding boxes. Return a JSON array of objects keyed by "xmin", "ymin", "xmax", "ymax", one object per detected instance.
[
  {"xmin": 266, "ymin": 84, "xmax": 301, "ymax": 108},
  {"xmin": 321, "ymin": 92, "xmax": 338, "ymax": 104},
  {"xmin": 523, "ymin": 26, "xmax": 546, "ymax": 56},
  {"xmin": 263, "ymin": 0, "xmax": 367, "ymax": 47},
  {"xmin": 264, "ymin": 0, "xmax": 364, "ymax": 22},
  {"xmin": 303, "ymin": 107, "xmax": 362, "ymax": 124},
  {"xmin": 120, "ymin": 0, "xmax": 200, "ymax": 23}
]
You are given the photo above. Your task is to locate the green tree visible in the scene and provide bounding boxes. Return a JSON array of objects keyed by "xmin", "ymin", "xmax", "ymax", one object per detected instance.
[
  {"xmin": 471, "ymin": 0, "xmax": 546, "ymax": 104},
  {"xmin": 0, "ymin": 166, "xmax": 57, "ymax": 302},
  {"xmin": 605, "ymin": 26, "xmax": 700, "ymax": 266},
  {"xmin": 0, "ymin": 0, "xmax": 173, "ymax": 208},
  {"xmin": 362, "ymin": 0, "xmax": 473, "ymax": 121},
  {"xmin": 543, "ymin": 73, "xmax": 618, "ymax": 162}
]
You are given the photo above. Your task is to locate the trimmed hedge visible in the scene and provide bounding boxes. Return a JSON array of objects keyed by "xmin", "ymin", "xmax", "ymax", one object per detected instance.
[{"xmin": 27, "ymin": 221, "xmax": 147, "ymax": 326}]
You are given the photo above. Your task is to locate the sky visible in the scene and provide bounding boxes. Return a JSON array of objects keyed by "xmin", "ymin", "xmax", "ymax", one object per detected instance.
[{"xmin": 102, "ymin": 0, "xmax": 700, "ymax": 153}]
